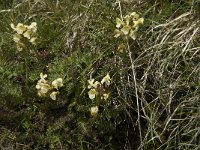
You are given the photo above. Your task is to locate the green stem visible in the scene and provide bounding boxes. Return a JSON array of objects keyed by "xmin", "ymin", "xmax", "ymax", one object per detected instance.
[{"xmin": 25, "ymin": 57, "xmax": 28, "ymax": 87}]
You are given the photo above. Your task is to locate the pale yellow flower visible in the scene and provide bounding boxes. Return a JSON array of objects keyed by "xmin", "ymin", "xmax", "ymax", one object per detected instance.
[
  {"xmin": 40, "ymin": 84, "xmax": 50, "ymax": 93},
  {"xmin": 138, "ymin": 18, "xmax": 144, "ymax": 24},
  {"xmin": 94, "ymin": 81, "xmax": 101, "ymax": 88},
  {"xmin": 129, "ymin": 29, "xmax": 137, "ymax": 40},
  {"xmin": 114, "ymin": 29, "xmax": 123, "ymax": 38},
  {"xmin": 29, "ymin": 37, "xmax": 37, "ymax": 45},
  {"xmin": 10, "ymin": 23, "xmax": 16, "ymax": 30},
  {"xmin": 103, "ymin": 93, "xmax": 109, "ymax": 101},
  {"xmin": 115, "ymin": 12, "xmax": 144, "ymax": 40},
  {"xmin": 27, "ymin": 22, "xmax": 37, "ymax": 33},
  {"xmin": 23, "ymin": 22, "xmax": 37, "ymax": 39},
  {"xmin": 88, "ymin": 79, "xmax": 95, "ymax": 89},
  {"xmin": 36, "ymin": 73, "xmax": 51, "ymax": 96},
  {"xmin": 90, "ymin": 106, "xmax": 98, "ymax": 116},
  {"xmin": 36, "ymin": 82, "xmax": 51, "ymax": 94},
  {"xmin": 13, "ymin": 33, "xmax": 22, "ymax": 43},
  {"xmin": 101, "ymin": 74, "xmax": 111, "ymax": 86},
  {"xmin": 116, "ymin": 18, "xmax": 124, "ymax": 28},
  {"xmin": 88, "ymin": 79, "xmax": 101, "ymax": 89},
  {"xmin": 130, "ymin": 12, "xmax": 139, "ymax": 20},
  {"xmin": 36, "ymin": 73, "xmax": 63, "ymax": 99},
  {"xmin": 88, "ymin": 88, "xmax": 98, "ymax": 99},
  {"xmin": 39, "ymin": 73, "xmax": 48, "ymax": 83},
  {"xmin": 37, "ymin": 90, "xmax": 46, "ymax": 97},
  {"xmin": 52, "ymin": 78, "xmax": 63, "ymax": 89},
  {"xmin": 23, "ymin": 30, "xmax": 32, "ymax": 39},
  {"xmin": 11, "ymin": 23, "xmax": 27, "ymax": 34},
  {"xmin": 121, "ymin": 25, "xmax": 131, "ymax": 35},
  {"xmin": 133, "ymin": 18, "xmax": 144, "ymax": 28},
  {"xmin": 124, "ymin": 15, "xmax": 131, "ymax": 25},
  {"xmin": 50, "ymin": 91, "xmax": 59, "ymax": 100}
]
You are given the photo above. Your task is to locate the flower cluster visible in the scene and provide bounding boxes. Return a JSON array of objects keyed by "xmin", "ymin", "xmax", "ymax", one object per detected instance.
[
  {"xmin": 115, "ymin": 12, "xmax": 144, "ymax": 40},
  {"xmin": 10, "ymin": 22, "xmax": 37, "ymax": 51},
  {"xmin": 36, "ymin": 73, "xmax": 63, "ymax": 100},
  {"xmin": 88, "ymin": 74, "xmax": 111, "ymax": 116}
]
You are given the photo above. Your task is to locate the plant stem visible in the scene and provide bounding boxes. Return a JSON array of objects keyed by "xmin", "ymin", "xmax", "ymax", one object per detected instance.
[
  {"xmin": 25, "ymin": 57, "xmax": 28, "ymax": 87},
  {"xmin": 126, "ymin": 37, "xmax": 142, "ymax": 146}
]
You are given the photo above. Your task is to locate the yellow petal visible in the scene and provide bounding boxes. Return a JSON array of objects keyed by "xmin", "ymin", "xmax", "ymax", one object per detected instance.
[
  {"xmin": 88, "ymin": 79, "xmax": 95, "ymax": 89},
  {"xmin": 52, "ymin": 78, "xmax": 63, "ymax": 89},
  {"xmin": 90, "ymin": 106, "xmax": 98, "ymax": 116},
  {"xmin": 121, "ymin": 25, "xmax": 131, "ymax": 35},
  {"xmin": 28, "ymin": 22, "xmax": 37, "ymax": 33},
  {"xmin": 40, "ymin": 83, "xmax": 51, "ymax": 93},
  {"xmin": 13, "ymin": 33, "xmax": 22, "ymax": 43},
  {"xmin": 50, "ymin": 91, "xmax": 59, "ymax": 100},
  {"xmin": 129, "ymin": 29, "xmax": 137, "ymax": 40},
  {"xmin": 116, "ymin": 18, "xmax": 124, "ymax": 28},
  {"xmin": 10, "ymin": 23, "xmax": 16, "ymax": 30},
  {"xmin": 88, "ymin": 89, "xmax": 98, "ymax": 99},
  {"xmin": 103, "ymin": 93, "xmax": 109, "ymax": 101},
  {"xmin": 101, "ymin": 74, "xmax": 111, "ymax": 86},
  {"xmin": 138, "ymin": 17, "xmax": 144, "ymax": 24},
  {"xmin": 114, "ymin": 29, "xmax": 122, "ymax": 38},
  {"xmin": 124, "ymin": 15, "xmax": 130, "ymax": 25},
  {"xmin": 130, "ymin": 12, "xmax": 139, "ymax": 20},
  {"xmin": 23, "ymin": 30, "xmax": 32, "ymax": 39},
  {"xmin": 39, "ymin": 73, "xmax": 48, "ymax": 83},
  {"xmin": 16, "ymin": 23, "xmax": 27, "ymax": 34},
  {"xmin": 94, "ymin": 81, "xmax": 101, "ymax": 88},
  {"xmin": 38, "ymin": 90, "xmax": 46, "ymax": 97},
  {"xmin": 30, "ymin": 37, "xmax": 37, "ymax": 45},
  {"xmin": 114, "ymin": 33, "xmax": 121, "ymax": 38}
]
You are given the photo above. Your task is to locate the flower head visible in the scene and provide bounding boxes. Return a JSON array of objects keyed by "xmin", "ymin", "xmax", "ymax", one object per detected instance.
[
  {"xmin": 39, "ymin": 73, "xmax": 48, "ymax": 83},
  {"xmin": 130, "ymin": 12, "xmax": 139, "ymax": 20},
  {"xmin": 52, "ymin": 78, "xmax": 63, "ymax": 89},
  {"xmin": 50, "ymin": 91, "xmax": 60, "ymax": 100},
  {"xmin": 88, "ymin": 89, "xmax": 98, "ymax": 99},
  {"xmin": 36, "ymin": 73, "xmax": 51, "ymax": 97},
  {"xmin": 101, "ymin": 74, "xmax": 111, "ymax": 86},
  {"xmin": 129, "ymin": 29, "xmax": 137, "ymax": 40},
  {"xmin": 13, "ymin": 33, "xmax": 22, "ymax": 43},
  {"xmin": 133, "ymin": 17, "xmax": 144, "ymax": 28},
  {"xmin": 27, "ymin": 22, "xmax": 37, "ymax": 33},
  {"xmin": 36, "ymin": 82, "xmax": 51, "ymax": 96},
  {"xmin": 115, "ymin": 12, "xmax": 144, "ymax": 40},
  {"xmin": 88, "ymin": 79, "xmax": 95, "ymax": 89},
  {"xmin": 116, "ymin": 18, "xmax": 124, "ymax": 28},
  {"xmin": 11, "ymin": 23, "xmax": 27, "ymax": 34},
  {"xmin": 90, "ymin": 106, "xmax": 98, "ymax": 116},
  {"xmin": 11, "ymin": 22, "xmax": 38, "ymax": 51},
  {"xmin": 29, "ymin": 37, "xmax": 37, "ymax": 45},
  {"xmin": 94, "ymin": 81, "xmax": 101, "ymax": 88},
  {"xmin": 23, "ymin": 29, "xmax": 33, "ymax": 39},
  {"xmin": 103, "ymin": 93, "xmax": 109, "ymax": 101},
  {"xmin": 121, "ymin": 25, "xmax": 131, "ymax": 35},
  {"xmin": 124, "ymin": 15, "xmax": 131, "ymax": 25}
]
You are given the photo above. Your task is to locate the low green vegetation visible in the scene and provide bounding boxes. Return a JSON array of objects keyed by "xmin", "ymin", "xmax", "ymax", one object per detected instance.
[{"xmin": 0, "ymin": 0, "xmax": 199, "ymax": 149}]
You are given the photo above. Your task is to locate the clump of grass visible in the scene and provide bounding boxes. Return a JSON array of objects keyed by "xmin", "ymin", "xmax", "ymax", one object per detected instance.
[{"xmin": 0, "ymin": 0, "xmax": 199, "ymax": 149}]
